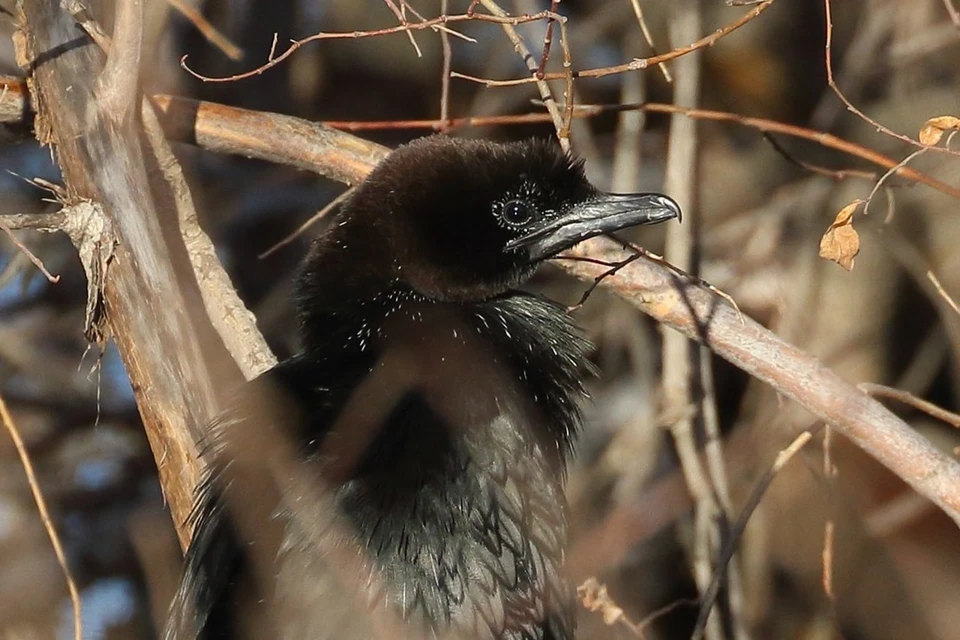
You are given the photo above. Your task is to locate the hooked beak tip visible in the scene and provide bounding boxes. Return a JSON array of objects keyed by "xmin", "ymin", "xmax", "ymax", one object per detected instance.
[{"xmin": 651, "ymin": 194, "xmax": 682, "ymax": 224}]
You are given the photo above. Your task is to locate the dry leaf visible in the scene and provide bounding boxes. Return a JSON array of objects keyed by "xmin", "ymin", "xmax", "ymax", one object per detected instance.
[
  {"xmin": 819, "ymin": 201, "xmax": 861, "ymax": 271},
  {"xmin": 919, "ymin": 115, "xmax": 960, "ymax": 146}
]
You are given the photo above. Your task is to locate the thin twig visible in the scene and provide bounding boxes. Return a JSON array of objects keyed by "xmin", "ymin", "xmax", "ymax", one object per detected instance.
[
  {"xmin": 259, "ymin": 187, "xmax": 355, "ymax": 259},
  {"xmin": 593, "ymin": 103, "xmax": 960, "ymax": 199},
  {"xmin": 165, "ymin": 0, "xmax": 242, "ymax": 60},
  {"xmin": 535, "ymin": 0, "xmax": 561, "ymax": 79},
  {"xmin": 478, "ymin": 0, "xmax": 569, "ymax": 150},
  {"xmin": 611, "ymin": 35, "xmax": 645, "ymax": 192},
  {"xmin": 629, "ymin": 0, "xmax": 672, "ymax": 82},
  {"xmin": 180, "ymin": 10, "xmax": 558, "ymax": 83},
  {"xmin": 762, "ymin": 133, "xmax": 877, "ymax": 182},
  {"xmin": 558, "ymin": 20, "xmax": 574, "ymax": 142},
  {"xmin": 660, "ymin": 2, "xmax": 730, "ymax": 636},
  {"xmin": 822, "ymin": 520, "xmax": 835, "ymax": 601},
  {"xmin": 578, "ymin": 578, "xmax": 698, "ymax": 638},
  {"xmin": 380, "ymin": 0, "xmax": 423, "ymax": 57},
  {"xmin": 943, "ymin": 0, "xmax": 960, "ymax": 27},
  {"xmin": 565, "ymin": 251, "xmax": 643, "ymax": 312},
  {"xmin": 699, "ymin": 346, "xmax": 748, "ymax": 640},
  {"xmin": 927, "ymin": 270, "xmax": 960, "ymax": 317},
  {"xmin": 322, "ymin": 111, "xmax": 573, "ymax": 130},
  {"xmin": 451, "ymin": 0, "xmax": 776, "ymax": 85},
  {"xmin": 0, "ymin": 217, "xmax": 61, "ymax": 282},
  {"xmin": 0, "ymin": 392, "xmax": 82, "ymax": 640},
  {"xmin": 691, "ymin": 430, "xmax": 815, "ymax": 640},
  {"xmin": 550, "ymin": 254, "xmax": 627, "ymax": 268},
  {"xmin": 823, "ymin": 0, "xmax": 960, "ymax": 159},
  {"xmin": 859, "ymin": 382, "xmax": 960, "ymax": 428},
  {"xmin": 439, "ymin": 0, "xmax": 452, "ymax": 126},
  {"xmin": 863, "ymin": 146, "xmax": 929, "ymax": 216},
  {"xmin": 394, "ymin": 0, "xmax": 471, "ymax": 41}
]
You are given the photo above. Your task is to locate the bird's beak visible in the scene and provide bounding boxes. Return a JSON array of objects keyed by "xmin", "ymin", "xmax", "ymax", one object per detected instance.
[{"xmin": 506, "ymin": 192, "xmax": 681, "ymax": 262}]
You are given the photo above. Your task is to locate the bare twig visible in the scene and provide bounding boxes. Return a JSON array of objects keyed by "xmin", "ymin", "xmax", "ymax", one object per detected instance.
[
  {"xmin": 439, "ymin": 0, "xmax": 452, "ymax": 125},
  {"xmin": 610, "ymin": 45, "xmax": 646, "ymax": 192},
  {"xmin": 659, "ymin": 3, "xmax": 732, "ymax": 638},
  {"xmin": 863, "ymin": 146, "xmax": 929, "ymax": 216},
  {"xmin": 0, "ymin": 392, "xmax": 82, "ymax": 640},
  {"xmin": 629, "ymin": 0, "xmax": 672, "ymax": 82},
  {"xmin": 699, "ymin": 346, "xmax": 748, "ymax": 640},
  {"xmin": 823, "ymin": 518, "xmax": 835, "ymax": 601},
  {"xmin": 258, "ymin": 187, "xmax": 355, "ymax": 259},
  {"xmin": 451, "ymin": 0, "xmax": 776, "ymax": 85},
  {"xmin": 762, "ymin": 133, "xmax": 877, "ymax": 182},
  {"xmin": 166, "ymin": 0, "xmax": 242, "ymax": 60},
  {"xmin": 558, "ymin": 20, "xmax": 574, "ymax": 142},
  {"xmin": 477, "ymin": 0, "xmax": 569, "ymax": 150},
  {"xmin": 322, "ymin": 112, "xmax": 574, "ymax": 130},
  {"xmin": 141, "ymin": 102, "xmax": 278, "ymax": 379},
  {"xmin": 927, "ymin": 270, "xmax": 960, "ymax": 317},
  {"xmin": 180, "ymin": 10, "xmax": 560, "ymax": 83},
  {"xmin": 692, "ymin": 430, "xmax": 815, "ymax": 640},
  {"xmin": 394, "ymin": 0, "xmax": 470, "ymax": 42},
  {"xmin": 0, "ymin": 211, "xmax": 69, "ymax": 230},
  {"xmin": 150, "ymin": 95, "xmax": 390, "ymax": 186},
  {"xmin": 859, "ymin": 382, "xmax": 960, "ymax": 428},
  {"xmin": 823, "ymin": 0, "xmax": 960, "ymax": 159},
  {"xmin": 942, "ymin": 0, "xmax": 960, "ymax": 27},
  {"xmin": 380, "ymin": 0, "xmax": 423, "ymax": 57},
  {"xmin": 565, "ymin": 251, "xmax": 643, "ymax": 312},
  {"xmin": 535, "ymin": 0, "xmax": 560, "ymax": 79},
  {"xmin": 0, "ymin": 218, "xmax": 60, "ymax": 282},
  {"xmin": 589, "ymin": 102, "xmax": 960, "ymax": 199}
]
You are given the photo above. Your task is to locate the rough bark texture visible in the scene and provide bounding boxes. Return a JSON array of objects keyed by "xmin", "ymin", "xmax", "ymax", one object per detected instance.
[{"xmin": 17, "ymin": 0, "xmax": 222, "ymax": 549}]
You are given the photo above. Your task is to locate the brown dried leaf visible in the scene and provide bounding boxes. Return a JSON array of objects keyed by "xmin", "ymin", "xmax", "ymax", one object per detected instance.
[
  {"xmin": 919, "ymin": 115, "xmax": 960, "ymax": 146},
  {"xmin": 819, "ymin": 201, "xmax": 862, "ymax": 271}
]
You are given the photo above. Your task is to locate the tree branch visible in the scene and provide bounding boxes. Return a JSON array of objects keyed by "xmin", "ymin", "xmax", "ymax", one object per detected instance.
[{"xmin": 17, "ymin": 0, "xmax": 227, "ymax": 549}]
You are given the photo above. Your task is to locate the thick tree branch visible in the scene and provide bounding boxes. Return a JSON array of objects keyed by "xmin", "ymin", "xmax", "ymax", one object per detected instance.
[
  {"xmin": 561, "ymin": 241, "xmax": 960, "ymax": 526},
  {"xmin": 16, "ymin": 0, "xmax": 227, "ymax": 548}
]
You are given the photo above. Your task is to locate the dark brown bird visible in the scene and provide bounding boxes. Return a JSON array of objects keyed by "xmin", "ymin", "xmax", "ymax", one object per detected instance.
[{"xmin": 164, "ymin": 136, "xmax": 679, "ymax": 640}]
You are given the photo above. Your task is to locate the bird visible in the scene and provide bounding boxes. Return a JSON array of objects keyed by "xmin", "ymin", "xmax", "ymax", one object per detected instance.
[{"xmin": 163, "ymin": 136, "xmax": 680, "ymax": 640}]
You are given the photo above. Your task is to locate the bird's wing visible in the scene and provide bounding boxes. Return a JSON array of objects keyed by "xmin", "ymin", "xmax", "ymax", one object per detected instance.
[{"xmin": 162, "ymin": 355, "xmax": 326, "ymax": 640}]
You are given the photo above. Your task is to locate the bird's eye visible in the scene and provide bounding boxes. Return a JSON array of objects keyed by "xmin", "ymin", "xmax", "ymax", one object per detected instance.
[{"xmin": 501, "ymin": 200, "xmax": 533, "ymax": 227}]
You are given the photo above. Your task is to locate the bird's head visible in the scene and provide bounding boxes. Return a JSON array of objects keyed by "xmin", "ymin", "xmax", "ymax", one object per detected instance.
[{"xmin": 305, "ymin": 136, "xmax": 680, "ymax": 304}]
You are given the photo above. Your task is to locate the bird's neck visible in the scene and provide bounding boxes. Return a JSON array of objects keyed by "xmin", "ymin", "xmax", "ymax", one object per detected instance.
[{"xmin": 296, "ymin": 282, "xmax": 593, "ymax": 460}]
